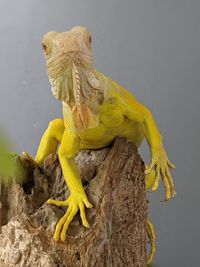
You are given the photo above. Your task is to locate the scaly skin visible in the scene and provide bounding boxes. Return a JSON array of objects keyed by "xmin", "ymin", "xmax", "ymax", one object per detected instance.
[{"xmin": 26, "ymin": 26, "xmax": 175, "ymax": 263}]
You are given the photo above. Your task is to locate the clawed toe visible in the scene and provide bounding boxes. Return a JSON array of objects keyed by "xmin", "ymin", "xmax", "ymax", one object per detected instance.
[
  {"xmin": 22, "ymin": 151, "xmax": 38, "ymax": 166},
  {"xmin": 47, "ymin": 198, "xmax": 69, "ymax": 207}
]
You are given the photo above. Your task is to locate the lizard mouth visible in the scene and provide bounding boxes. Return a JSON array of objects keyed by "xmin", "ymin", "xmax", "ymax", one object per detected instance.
[
  {"xmin": 65, "ymin": 50, "xmax": 92, "ymax": 58},
  {"xmin": 47, "ymin": 50, "xmax": 93, "ymax": 69}
]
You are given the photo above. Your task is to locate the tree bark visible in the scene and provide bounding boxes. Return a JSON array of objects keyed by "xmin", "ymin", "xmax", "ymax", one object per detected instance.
[{"xmin": 0, "ymin": 137, "xmax": 148, "ymax": 267}]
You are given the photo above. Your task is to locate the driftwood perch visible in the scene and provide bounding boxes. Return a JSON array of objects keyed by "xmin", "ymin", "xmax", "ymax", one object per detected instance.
[{"xmin": 0, "ymin": 137, "xmax": 148, "ymax": 267}]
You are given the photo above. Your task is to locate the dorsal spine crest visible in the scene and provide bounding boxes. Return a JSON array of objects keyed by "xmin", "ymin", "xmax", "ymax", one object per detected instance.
[{"xmin": 72, "ymin": 61, "xmax": 81, "ymax": 108}]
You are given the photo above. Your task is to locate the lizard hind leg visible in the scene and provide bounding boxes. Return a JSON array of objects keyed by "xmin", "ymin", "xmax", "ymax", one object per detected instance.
[
  {"xmin": 145, "ymin": 166, "xmax": 156, "ymax": 264},
  {"xmin": 146, "ymin": 219, "xmax": 156, "ymax": 265}
]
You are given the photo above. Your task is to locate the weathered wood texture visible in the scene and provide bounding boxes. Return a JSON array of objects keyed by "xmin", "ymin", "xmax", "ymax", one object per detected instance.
[{"xmin": 0, "ymin": 137, "xmax": 148, "ymax": 267}]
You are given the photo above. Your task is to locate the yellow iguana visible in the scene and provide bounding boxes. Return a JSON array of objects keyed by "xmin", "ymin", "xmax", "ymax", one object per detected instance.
[{"xmin": 24, "ymin": 26, "xmax": 175, "ymax": 264}]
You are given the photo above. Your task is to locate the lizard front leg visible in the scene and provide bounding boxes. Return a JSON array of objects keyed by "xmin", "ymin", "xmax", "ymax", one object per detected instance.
[
  {"xmin": 47, "ymin": 129, "xmax": 93, "ymax": 242},
  {"xmin": 23, "ymin": 119, "xmax": 65, "ymax": 165},
  {"xmin": 35, "ymin": 119, "xmax": 65, "ymax": 164},
  {"xmin": 124, "ymin": 102, "xmax": 175, "ymax": 200},
  {"xmin": 142, "ymin": 113, "xmax": 176, "ymax": 200}
]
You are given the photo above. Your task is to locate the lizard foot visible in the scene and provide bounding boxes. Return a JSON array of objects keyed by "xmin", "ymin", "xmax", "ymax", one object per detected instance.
[
  {"xmin": 145, "ymin": 143, "xmax": 176, "ymax": 201},
  {"xmin": 146, "ymin": 219, "xmax": 156, "ymax": 265},
  {"xmin": 47, "ymin": 192, "xmax": 93, "ymax": 241}
]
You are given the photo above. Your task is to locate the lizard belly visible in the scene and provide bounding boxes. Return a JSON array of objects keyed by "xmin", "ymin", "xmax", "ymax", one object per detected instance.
[{"xmin": 78, "ymin": 118, "xmax": 144, "ymax": 150}]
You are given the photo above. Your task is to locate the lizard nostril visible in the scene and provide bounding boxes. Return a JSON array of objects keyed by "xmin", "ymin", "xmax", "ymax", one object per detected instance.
[{"xmin": 59, "ymin": 40, "xmax": 64, "ymax": 49}]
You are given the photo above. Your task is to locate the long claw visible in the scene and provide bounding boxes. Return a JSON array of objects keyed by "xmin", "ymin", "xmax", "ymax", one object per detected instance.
[
  {"xmin": 167, "ymin": 159, "xmax": 175, "ymax": 169},
  {"xmin": 22, "ymin": 151, "xmax": 38, "ymax": 166},
  {"xmin": 83, "ymin": 198, "xmax": 93, "ymax": 208}
]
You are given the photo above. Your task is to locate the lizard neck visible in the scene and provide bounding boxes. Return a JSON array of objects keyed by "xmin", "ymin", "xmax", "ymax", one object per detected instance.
[{"xmin": 62, "ymin": 64, "xmax": 107, "ymax": 131}]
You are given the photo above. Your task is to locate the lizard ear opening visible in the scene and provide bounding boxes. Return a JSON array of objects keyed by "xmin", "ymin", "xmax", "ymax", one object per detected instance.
[{"xmin": 86, "ymin": 71, "xmax": 101, "ymax": 90}]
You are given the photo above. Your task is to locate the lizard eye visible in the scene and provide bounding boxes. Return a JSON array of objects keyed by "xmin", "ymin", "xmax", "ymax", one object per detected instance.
[
  {"xmin": 89, "ymin": 35, "xmax": 92, "ymax": 44},
  {"xmin": 42, "ymin": 42, "xmax": 48, "ymax": 54}
]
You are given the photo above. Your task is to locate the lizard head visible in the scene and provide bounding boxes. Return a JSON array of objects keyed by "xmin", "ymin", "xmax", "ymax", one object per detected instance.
[
  {"xmin": 42, "ymin": 26, "xmax": 93, "ymax": 67},
  {"xmin": 42, "ymin": 26, "xmax": 106, "ymax": 131},
  {"xmin": 42, "ymin": 26, "xmax": 100, "ymax": 103}
]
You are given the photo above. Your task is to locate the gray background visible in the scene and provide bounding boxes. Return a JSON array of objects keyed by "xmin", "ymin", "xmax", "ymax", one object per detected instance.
[{"xmin": 0, "ymin": 0, "xmax": 199, "ymax": 266}]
